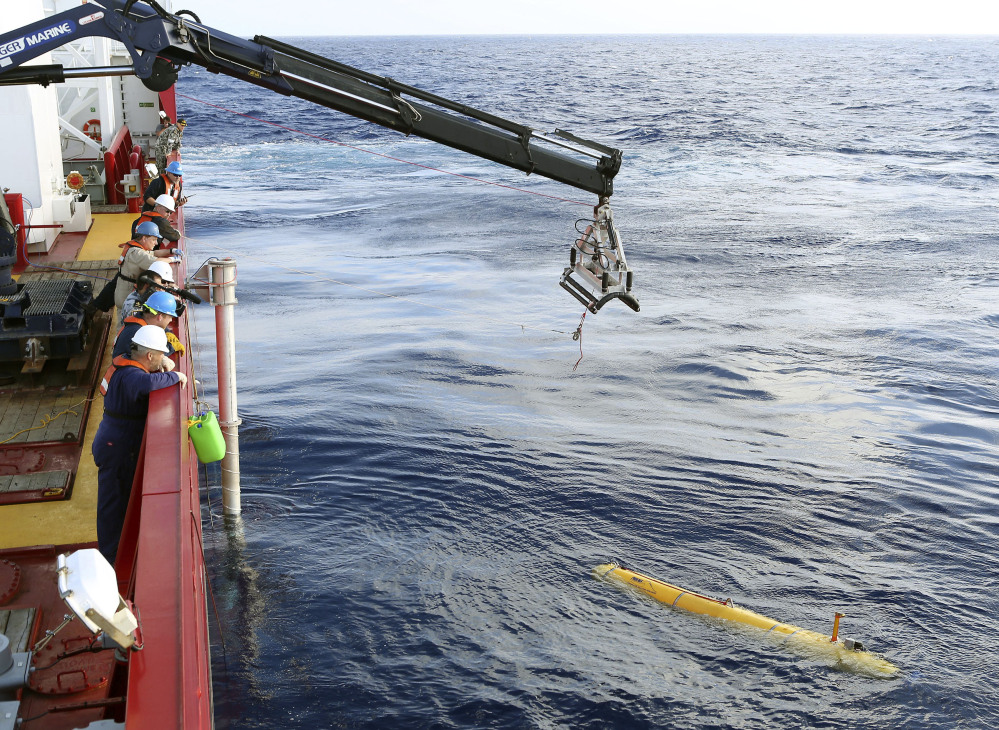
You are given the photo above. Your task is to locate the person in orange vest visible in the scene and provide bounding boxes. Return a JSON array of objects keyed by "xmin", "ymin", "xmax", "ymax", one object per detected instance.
[
  {"xmin": 94, "ymin": 325, "xmax": 187, "ymax": 564},
  {"xmin": 130, "ymin": 194, "xmax": 180, "ymax": 243},
  {"xmin": 113, "ymin": 221, "xmax": 180, "ymax": 310},
  {"xmin": 141, "ymin": 161, "xmax": 186, "ymax": 212},
  {"xmin": 112, "ymin": 291, "xmax": 179, "ymax": 359},
  {"xmin": 90, "ymin": 221, "xmax": 178, "ymax": 313}
]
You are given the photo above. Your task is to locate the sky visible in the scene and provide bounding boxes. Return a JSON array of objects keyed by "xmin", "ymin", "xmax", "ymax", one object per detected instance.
[{"xmin": 180, "ymin": 0, "xmax": 999, "ymax": 36}]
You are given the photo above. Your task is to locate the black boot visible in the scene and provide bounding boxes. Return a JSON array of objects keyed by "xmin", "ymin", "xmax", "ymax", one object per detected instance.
[{"xmin": 92, "ymin": 274, "xmax": 119, "ymax": 312}]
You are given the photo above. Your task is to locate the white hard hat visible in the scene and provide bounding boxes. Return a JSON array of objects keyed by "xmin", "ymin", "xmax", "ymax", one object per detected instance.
[
  {"xmin": 147, "ymin": 260, "xmax": 175, "ymax": 283},
  {"xmin": 154, "ymin": 194, "xmax": 176, "ymax": 212},
  {"xmin": 159, "ymin": 110, "xmax": 167, "ymax": 118},
  {"xmin": 131, "ymin": 325, "xmax": 169, "ymax": 353}
]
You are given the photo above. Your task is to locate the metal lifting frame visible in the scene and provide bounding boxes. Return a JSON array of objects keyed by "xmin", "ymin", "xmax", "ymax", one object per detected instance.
[{"xmin": 560, "ymin": 201, "xmax": 640, "ymax": 313}]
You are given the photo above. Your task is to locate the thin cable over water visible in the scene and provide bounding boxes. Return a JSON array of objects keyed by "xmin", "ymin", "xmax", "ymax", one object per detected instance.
[
  {"xmin": 176, "ymin": 93, "xmax": 594, "ymax": 207},
  {"xmin": 183, "ymin": 232, "xmax": 575, "ymax": 337}
]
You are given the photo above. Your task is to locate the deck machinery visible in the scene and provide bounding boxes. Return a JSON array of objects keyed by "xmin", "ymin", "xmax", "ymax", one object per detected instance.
[{"xmin": 0, "ymin": 197, "xmax": 94, "ymax": 373}]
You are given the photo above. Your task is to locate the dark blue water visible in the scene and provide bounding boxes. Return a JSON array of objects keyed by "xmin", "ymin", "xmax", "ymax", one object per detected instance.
[{"xmin": 179, "ymin": 35, "xmax": 999, "ymax": 728}]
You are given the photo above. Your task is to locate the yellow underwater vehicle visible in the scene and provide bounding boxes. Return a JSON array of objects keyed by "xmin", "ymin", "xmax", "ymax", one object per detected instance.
[{"xmin": 593, "ymin": 563, "xmax": 899, "ymax": 678}]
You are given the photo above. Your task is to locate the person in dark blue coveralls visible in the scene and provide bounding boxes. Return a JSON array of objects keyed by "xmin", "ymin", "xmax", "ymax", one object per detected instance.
[{"xmin": 93, "ymin": 325, "xmax": 188, "ymax": 564}]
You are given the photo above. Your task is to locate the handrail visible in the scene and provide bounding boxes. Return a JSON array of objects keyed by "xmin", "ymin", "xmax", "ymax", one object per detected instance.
[
  {"xmin": 103, "ymin": 124, "xmax": 135, "ymax": 206},
  {"xmin": 122, "ymin": 379, "xmax": 210, "ymax": 727},
  {"xmin": 111, "ymin": 203, "xmax": 211, "ymax": 727}
]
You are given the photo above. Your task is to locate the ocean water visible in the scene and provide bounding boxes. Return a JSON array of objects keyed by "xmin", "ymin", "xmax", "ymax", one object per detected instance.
[{"xmin": 178, "ymin": 35, "xmax": 999, "ymax": 728}]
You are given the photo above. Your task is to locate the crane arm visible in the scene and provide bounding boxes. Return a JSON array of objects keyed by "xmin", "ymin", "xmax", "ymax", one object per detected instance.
[
  {"xmin": 0, "ymin": 0, "xmax": 638, "ymax": 312},
  {"xmin": 0, "ymin": 1, "xmax": 620, "ymax": 196}
]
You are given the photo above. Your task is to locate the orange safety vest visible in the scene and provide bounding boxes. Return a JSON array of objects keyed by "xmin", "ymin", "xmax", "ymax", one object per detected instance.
[
  {"xmin": 133, "ymin": 209, "xmax": 180, "ymax": 250},
  {"xmin": 99, "ymin": 355, "xmax": 150, "ymax": 396},
  {"xmin": 113, "ymin": 315, "xmax": 147, "ymax": 347},
  {"xmin": 160, "ymin": 173, "xmax": 181, "ymax": 203},
  {"xmin": 135, "ymin": 210, "xmax": 167, "ymax": 228},
  {"xmin": 116, "ymin": 240, "xmax": 150, "ymax": 269}
]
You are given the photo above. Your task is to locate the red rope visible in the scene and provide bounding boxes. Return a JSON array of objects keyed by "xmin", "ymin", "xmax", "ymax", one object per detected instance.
[{"xmin": 176, "ymin": 93, "xmax": 592, "ymax": 206}]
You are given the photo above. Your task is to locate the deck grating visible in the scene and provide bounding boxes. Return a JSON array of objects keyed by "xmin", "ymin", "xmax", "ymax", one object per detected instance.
[
  {"xmin": 0, "ymin": 261, "xmax": 113, "ymax": 506},
  {"xmin": 0, "ymin": 471, "xmax": 71, "ymax": 494},
  {"xmin": 17, "ymin": 259, "xmax": 117, "ymax": 283},
  {"xmin": 0, "ymin": 607, "xmax": 37, "ymax": 652}
]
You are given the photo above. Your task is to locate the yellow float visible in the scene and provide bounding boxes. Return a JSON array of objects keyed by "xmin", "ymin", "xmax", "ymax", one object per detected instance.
[{"xmin": 593, "ymin": 563, "xmax": 899, "ymax": 678}]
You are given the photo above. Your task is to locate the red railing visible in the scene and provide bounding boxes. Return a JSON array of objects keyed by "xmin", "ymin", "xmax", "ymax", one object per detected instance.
[
  {"xmin": 121, "ymin": 386, "xmax": 211, "ymax": 728},
  {"xmin": 103, "ymin": 124, "xmax": 138, "ymax": 208},
  {"xmin": 2, "ymin": 192, "xmax": 28, "ymax": 267},
  {"xmin": 113, "ymin": 205, "xmax": 212, "ymax": 728}
]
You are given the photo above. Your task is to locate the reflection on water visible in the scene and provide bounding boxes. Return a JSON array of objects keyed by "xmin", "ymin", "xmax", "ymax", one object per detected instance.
[{"xmin": 210, "ymin": 514, "xmax": 272, "ymax": 718}]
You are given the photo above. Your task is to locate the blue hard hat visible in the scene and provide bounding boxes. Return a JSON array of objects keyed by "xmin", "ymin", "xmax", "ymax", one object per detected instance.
[
  {"xmin": 165, "ymin": 161, "xmax": 183, "ymax": 176},
  {"xmin": 143, "ymin": 290, "xmax": 178, "ymax": 317},
  {"xmin": 135, "ymin": 221, "xmax": 162, "ymax": 238}
]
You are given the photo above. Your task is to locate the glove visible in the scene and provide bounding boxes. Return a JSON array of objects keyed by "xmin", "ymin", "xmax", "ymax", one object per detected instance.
[
  {"xmin": 165, "ymin": 331, "xmax": 186, "ymax": 356},
  {"xmin": 170, "ymin": 248, "xmax": 184, "ymax": 259}
]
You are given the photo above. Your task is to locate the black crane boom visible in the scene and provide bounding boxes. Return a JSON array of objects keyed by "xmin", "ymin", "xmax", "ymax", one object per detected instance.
[
  {"xmin": 0, "ymin": 1, "xmax": 620, "ymax": 197},
  {"xmin": 0, "ymin": 0, "xmax": 638, "ymax": 312}
]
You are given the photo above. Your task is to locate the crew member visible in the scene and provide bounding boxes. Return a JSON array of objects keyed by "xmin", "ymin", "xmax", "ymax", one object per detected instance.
[
  {"xmin": 113, "ymin": 291, "xmax": 180, "ymax": 359},
  {"xmin": 168, "ymin": 118, "xmax": 187, "ymax": 167},
  {"xmin": 114, "ymin": 220, "xmax": 180, "ymax": 310},
  {"xmin": 154, "ymin": 118, "xmax": 186, "ymax": 173},
  {"xmin": 91, "ymin": 221, "xmax": 177, "ymax": 313},
  {"xmin": 94, "ymin": 325, "xmax": 187, "ymax": 564},
  {"xmin": 131, "ymin": 194, "xmax": 180, "ymax": 243},
  {"xmin": 154, "ymin": 111, "xmax": 172, "ymax": 138},
  {"xmin": 154, "ymin": 129, "xmax": 169, "ymax": 173},
  {"xmin": 118, "ymin": 260, "xmax": 175, "ymax": 328},
  {"xmin": 142, "ymin": 161, "xmax": 186, "ymax": 212}
]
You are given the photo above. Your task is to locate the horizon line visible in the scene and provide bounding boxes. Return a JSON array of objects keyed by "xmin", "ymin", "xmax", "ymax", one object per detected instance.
[{"xmin": 260, "ymin": 31, "xmax": 999, "ymax": 38}]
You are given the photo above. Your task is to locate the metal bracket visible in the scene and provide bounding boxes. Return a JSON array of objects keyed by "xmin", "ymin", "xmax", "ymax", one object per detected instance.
[
  {"xmin": 85, "ymin": 604, "xmax": 136, "ymax": 652},
  {"xmin": 190, "ymin": 258, "xmax": 237, "ymax": 306},
  {"xmin": 386, "ymin": 79, "xmax": 415, "ymax": 135},
  {"xmin": 558, "ymin": 202, "xmax": 639, "ymax": 313},
  {"xmin": 22, "ymin": 337, "xmax": 48, "ymax": 373},
  {"xmin": 518, "ymin": 129, "xmax": 536, "ymax": 175},
  {"xmin": 261, "ymin": 47, "xmax": 278, "ymax": 76},
  {"xmin": 174, "ymin": 17, "xmax": 190, "ymax": 45}
]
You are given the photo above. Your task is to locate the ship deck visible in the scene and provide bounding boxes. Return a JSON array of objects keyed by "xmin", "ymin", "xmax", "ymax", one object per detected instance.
[
  {"xmin": 0, "ymin": 214, "xmax": 127, "ymax": 548},
  {"xmin": 0, "ymin": 209, "xmax": 212, "ymax": 728}
]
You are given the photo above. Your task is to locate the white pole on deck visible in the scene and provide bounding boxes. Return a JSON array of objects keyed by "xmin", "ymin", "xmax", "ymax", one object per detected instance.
[{"xmin": 207, "ymin": 257, "xmax": 242, "ymax": 515}]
